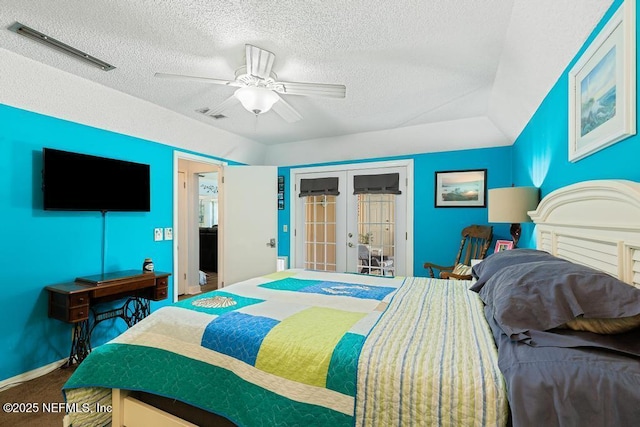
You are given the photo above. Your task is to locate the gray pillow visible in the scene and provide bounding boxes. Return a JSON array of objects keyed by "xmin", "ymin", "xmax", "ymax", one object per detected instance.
[
  {"xmin": 470, "ymin": 248, "xmax": 560, "ymax": 292},
  {"xmin": 478, "ymin": 260, "xmax": 640, "ymax": 341}
]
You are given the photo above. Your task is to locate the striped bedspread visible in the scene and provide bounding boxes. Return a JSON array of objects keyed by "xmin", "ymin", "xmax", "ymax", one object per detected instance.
[
  {"xmin": 63, "ymin": 271, "xmax": 507, "ymax": 426},
  {"xmin": 356, "ymin": 277, "xmax": 508, "ymax": 426}
]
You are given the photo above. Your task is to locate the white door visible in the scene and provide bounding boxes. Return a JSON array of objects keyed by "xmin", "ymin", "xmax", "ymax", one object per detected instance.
[
  {"xmin": 295, "ymin": 166, "xmax": 408, "ymax": 276},
  {"xmin": 219, "ymin": 166, "xmax": 278, "ymax": 286}
]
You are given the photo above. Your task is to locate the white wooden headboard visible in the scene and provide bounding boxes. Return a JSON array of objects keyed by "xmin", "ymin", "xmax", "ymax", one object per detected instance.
[{"xmin": 528, "ymin": 180, "xmax": 640, "ymax": 289}]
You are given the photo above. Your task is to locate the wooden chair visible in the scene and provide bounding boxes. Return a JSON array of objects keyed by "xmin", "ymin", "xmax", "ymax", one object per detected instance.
[{"xmin": 423, "ymin": 225, "xmax": 493, "ymax": 280}]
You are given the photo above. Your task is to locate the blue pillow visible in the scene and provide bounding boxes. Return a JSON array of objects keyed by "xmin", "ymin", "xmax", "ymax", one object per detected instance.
[
  {"xmin": 479, "ymin": 260, "xmax": 640, "ymax": 342},
  {"xmin": 469, "ymin": 248, "xmax": 560, "ymax": 292}
]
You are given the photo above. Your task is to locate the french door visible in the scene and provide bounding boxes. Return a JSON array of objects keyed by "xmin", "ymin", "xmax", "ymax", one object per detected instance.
[{"xmin": 293, "ymin": 163, "xmax": 410, "ymax": 276}]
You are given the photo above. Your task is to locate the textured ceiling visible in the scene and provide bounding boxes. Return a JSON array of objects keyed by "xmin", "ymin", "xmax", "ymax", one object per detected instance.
[{"xmin": 0, "ymin": 0, "xmax": 612, "ymax": 148}]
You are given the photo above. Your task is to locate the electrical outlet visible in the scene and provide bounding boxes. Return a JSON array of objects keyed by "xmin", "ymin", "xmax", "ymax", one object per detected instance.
[
  {"xmin": 164, "ymin": 227, "xmax": 173, "ymax": 240},
  {"xmin": 154, "ymin": 228, "xmax": 163, "ymax": 241}
]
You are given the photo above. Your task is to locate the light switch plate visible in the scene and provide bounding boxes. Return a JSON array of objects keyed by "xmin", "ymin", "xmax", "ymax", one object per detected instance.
[
  {"xmin": 154, "ymin": 228, "xmax": 163, "ymax": 241},
  {"xmin": 164, "ymin": 227, "xmax": 173, "ymax": 240}
]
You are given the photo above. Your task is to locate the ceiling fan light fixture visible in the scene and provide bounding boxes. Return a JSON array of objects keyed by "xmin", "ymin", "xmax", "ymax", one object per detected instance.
[
  {"xmin": 234, "ymin": 87, "xmax": 279, "ymax": 115},
  {"xmin": 156, "ymin": 44, "xmax": 344, "ymax": 122}
]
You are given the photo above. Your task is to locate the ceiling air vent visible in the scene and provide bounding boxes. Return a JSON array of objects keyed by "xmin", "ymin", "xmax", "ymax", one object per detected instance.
[
  {"xmin": 195, "ymin": 108, "xmax": 227, "ymax": 120},
  {"xmin": 8, "ymin": 22, "xmax": 115, "ymax": 71}
]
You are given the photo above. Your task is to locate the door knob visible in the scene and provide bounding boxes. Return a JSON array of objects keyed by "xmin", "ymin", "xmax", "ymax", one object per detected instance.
[
  {"xmin": 348, "ymin": 242, "xmax": 354, "ymax": 247},
  {"xmin": 267, "ymin": 238, "xmax": 276, "ymax": 248}
]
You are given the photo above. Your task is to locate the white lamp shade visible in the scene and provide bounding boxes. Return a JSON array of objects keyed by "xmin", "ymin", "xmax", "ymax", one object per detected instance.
[
  {"xmin": 488, "ymin": 187, "xmax": 539, "ymax": 223},
  {"xmin": 234, "ymin": 87, "xmax": 279, "ymax": 114}
]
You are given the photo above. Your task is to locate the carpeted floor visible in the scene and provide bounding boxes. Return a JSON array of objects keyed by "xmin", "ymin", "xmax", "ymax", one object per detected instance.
[{"xmin": 0, "ymin": 364, "xmax": 75, "ymax": 427}]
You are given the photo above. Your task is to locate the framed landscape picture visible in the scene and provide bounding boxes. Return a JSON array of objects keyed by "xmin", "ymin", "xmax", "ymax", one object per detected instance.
[
  {"xmin": 568, "ymin": 0, "xmax": 636, "ymax": 162},
  {"xmin": 434, "ymin": 169, "xmax": 487, "ymax": 208}
]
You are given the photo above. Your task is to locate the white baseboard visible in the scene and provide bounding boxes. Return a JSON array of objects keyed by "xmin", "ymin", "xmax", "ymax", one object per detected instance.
[
  {"xmin": 186, "ymin": 285, "xmax": 201, "ymax": 295},
  {"xmin": 0, "ymin": 358, "xmax": 67, "ymax": 392}
]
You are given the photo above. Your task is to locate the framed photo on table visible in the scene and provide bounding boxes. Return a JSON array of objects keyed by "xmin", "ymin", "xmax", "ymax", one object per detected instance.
[
  {"xmin": 568, "ymin": 0, "xmax": 636, "ymax": 162},
  {"xmin": 434, "ymin": 169, "xmax": 487, "ymax": 208},
  {"xmin": 494, "ymin": 240, "xmax": 514, "ymax": 252}
]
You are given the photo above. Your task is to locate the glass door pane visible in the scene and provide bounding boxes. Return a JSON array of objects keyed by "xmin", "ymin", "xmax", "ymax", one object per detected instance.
[
  {"xmin": 303, "ymin": 195, "xmax": 337, "ymax": 271},
  {"xmin": 357, "ymin": 194, "xmax": 396, "ymax": 276}
]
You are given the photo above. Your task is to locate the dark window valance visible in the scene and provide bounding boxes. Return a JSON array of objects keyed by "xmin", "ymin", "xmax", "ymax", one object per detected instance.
[
  {"xmin": 353, "ymin": 173, "xmax": 401, "ymax": 195},
  {"xmin": 298, "ymin": 177, "xmax": 340, "ymax": 197}
]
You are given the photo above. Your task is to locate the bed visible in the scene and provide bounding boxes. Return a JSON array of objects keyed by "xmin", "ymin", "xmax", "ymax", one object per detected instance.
[
  {"xmin": 63, "ymin": 269, "xmax": 508, "ymax": 426},
  {"xmin": 475, "ymin": 180, "xmax": 640, "ymax": 426},
  {"xmin": 62, "ymin": 179, "xmax": 640, "ymax": 426}
]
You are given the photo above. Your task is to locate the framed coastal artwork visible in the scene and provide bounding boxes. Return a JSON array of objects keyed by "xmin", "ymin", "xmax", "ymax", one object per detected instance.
[
  {"xmin": 434, "ymin": 169, "xmax": 487, "ymax": 208},
  {"xmin": 568, "ymin": 0, "xmax": 636, "ymax": 162}
]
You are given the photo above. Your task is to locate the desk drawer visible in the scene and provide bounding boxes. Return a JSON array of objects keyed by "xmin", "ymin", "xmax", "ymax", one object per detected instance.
[
  {"xmin": 68, "ymin": 306, "xmax": 90, "ymax": 322},
  {"xmin": 69, "ymin": 293, "xmax": 88, "ymax": 307},
  {"xmin": 48, "ymin": 298, "xmax": 89, "ymax": 322},
  {"xmin": 152, "ymin": 286, "xmax": 168, "ymax": 301},
  {"xmin": 91, "ymin": 278, "xmax": 155, "ymax": 298}
]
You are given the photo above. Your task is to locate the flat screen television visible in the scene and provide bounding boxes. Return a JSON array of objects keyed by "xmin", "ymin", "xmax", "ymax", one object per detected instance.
[{"xmin": 42, "ymin": 148, "xmax": 151, "ymax": 212}]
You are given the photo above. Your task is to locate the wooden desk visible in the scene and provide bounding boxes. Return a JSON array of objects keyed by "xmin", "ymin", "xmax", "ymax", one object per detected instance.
[{"xmin": 46, "ymin": 270, "xmax": 170, "ymax": 366}]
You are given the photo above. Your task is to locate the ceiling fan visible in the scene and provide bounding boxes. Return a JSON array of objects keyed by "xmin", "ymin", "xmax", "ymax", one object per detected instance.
[{"xmin": 155, "ymin": 44, "xmax": 346, "ymax": 122}]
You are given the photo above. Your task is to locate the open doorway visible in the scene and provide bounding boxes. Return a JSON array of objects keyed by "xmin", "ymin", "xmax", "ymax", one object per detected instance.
[
  {"xmin": 174, "ymin": 153, "xmax": 278, "ymax": 299},
  {"xmin": 173, "ymin": 152, "xmax": 224, "ymax": 302}
]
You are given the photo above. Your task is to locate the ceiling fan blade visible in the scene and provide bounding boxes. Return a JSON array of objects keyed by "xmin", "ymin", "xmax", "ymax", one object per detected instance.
[
  {"xmin": 154, "ymin": 72, "xmax": 239, "ymax": 86},
  {"xmin": 276, "ymin": 81, "xmax": 346, "ymax": 98},
  {"xmin": 200, "ymin": 95, "xmax": 240, "ymax": 116},
  {"xmin": 245, "ymin": 44, "xmax": 275, "ymax": 79},
  {"xmin": 271, "ymin": 95, "xmax": 303, "ymax": 123}
]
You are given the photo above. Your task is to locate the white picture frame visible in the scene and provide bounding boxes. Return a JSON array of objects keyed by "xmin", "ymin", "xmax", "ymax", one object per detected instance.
[{"xmin": 568, "ymin": 0, "xmax": 636, "ymax": 162}]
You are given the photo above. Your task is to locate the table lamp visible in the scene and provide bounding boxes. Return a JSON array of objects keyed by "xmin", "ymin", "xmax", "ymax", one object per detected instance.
[{"xmin": 488, "ymin": 187, "xmax": 539, "ymax": 247}]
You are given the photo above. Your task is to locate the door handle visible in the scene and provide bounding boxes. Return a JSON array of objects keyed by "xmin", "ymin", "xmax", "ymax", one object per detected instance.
[
  {"xmin": 267, "ymin": 238, "xmax": 276, "ymax": 248},
  {"xmin": 348, "ymin": 242, "xmax": 354, "ymax": 247}
]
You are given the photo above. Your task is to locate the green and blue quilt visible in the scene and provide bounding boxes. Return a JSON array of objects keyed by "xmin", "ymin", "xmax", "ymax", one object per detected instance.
[{"xmin": 63, "ymin": 269, "xmax": 403, "ymax": 426}]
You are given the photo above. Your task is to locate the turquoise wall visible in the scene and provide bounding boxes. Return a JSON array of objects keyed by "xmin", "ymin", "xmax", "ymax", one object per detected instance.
[
  {"xmin": 413, "ymin": 148, "xmax": 513, "ymax": 271},
  {"xmin": 277, "ymin": 146, "xmax": 514, "ymax": 276},
  {"xmin": 0, "ymin": 104, "xmax": 235, "ymax": 381},
  {"xmin": 0, "ymin": 105, "xmax": 174, "ymax": 380},
  {"xmin": 512, "ymin": 0, "xmax": 640, "ymax": 248}
]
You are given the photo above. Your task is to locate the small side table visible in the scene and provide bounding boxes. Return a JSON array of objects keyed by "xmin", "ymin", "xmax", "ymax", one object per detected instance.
[{"xmin": 46, "ymin": 270, "xmax": 170, "ymax": 366}]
